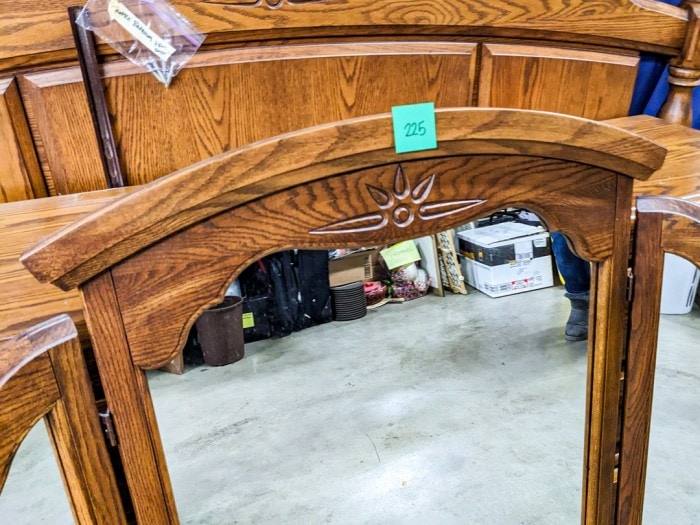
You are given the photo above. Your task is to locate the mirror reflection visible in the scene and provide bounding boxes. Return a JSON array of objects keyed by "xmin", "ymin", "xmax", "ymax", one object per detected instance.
[
  {"xmin": 0, "ymin": 423, "xmax": 74, "ymax": 523},
  {"xmin": 643, "ymin": 255, "xmax": 700, "ymax": 523},
  {"xmin": 147, "ymin": 213, "xmax": 590, "ymax": 523}
]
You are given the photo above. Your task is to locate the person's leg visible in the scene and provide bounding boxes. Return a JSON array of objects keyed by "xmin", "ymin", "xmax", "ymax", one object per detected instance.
[
  {"xmin": 551, "ymin": 232, "xmax": 590, "ymax": 293},
  {"xmin": 551, "ymin": 232, "xmax": 590, "ymax": 341}
]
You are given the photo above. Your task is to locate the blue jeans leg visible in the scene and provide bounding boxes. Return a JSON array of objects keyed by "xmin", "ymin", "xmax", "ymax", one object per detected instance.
[{"xmin": 551, "ymin": 232, "xmax": 590, "ymax": 294}]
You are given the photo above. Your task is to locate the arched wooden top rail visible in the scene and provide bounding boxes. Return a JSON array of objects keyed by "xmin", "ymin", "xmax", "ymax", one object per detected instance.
[
  {"xmin": 0, "ymin": 317, "xmax": 73, "ymax": 492},
  {"xmin": 637, "ymin": 194, "xmax": 700, "ymax": 219},
  {"xmin": 0, "ymin": 0, "xmax": 690, "ymax": 69},
  {"xmin": 0, "ymin": 316, "xmax": 73, "ymax": 492},
  {"xmin": 637, "ymin": 195, "xmax": 700, "ymax": 264},
  {"xmin": 22, "ymin": 108, "xmax": 665, "ymax": 291},
  {"xmin": 0, "ymin": 314, "xmax": 76, "ymax": 390}
]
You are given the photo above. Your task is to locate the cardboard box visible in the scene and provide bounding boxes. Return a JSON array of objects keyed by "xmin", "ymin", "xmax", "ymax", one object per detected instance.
[
  {"xmin": 457, "ymin": 222, "xmax": 553, "ymax": 298},
  {"xmin": 328, "ymin": 249, "xmax": 376, "ymax": 287}
]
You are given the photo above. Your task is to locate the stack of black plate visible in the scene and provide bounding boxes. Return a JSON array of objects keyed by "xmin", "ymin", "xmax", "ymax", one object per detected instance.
[{"xmin": 330, "ymin": 281, "xmax": 367, "ymax": 321}]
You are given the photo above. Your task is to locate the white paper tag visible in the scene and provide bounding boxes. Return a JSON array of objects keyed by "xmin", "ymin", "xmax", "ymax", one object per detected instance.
[
  {"xmin": 514, "ymin": 240, "xmax": 533, "ymax": 261},
  {"xmin": 108, "ymin": 0, "xmax": 176, "ymax": 60}
]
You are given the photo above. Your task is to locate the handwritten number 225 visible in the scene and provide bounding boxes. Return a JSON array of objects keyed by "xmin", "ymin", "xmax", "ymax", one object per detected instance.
[{"xmin": 404, "ymin": 121, "xmax": 427, "ymax": 137}]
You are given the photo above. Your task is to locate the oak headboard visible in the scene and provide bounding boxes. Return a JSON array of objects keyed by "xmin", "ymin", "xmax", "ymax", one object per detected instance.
[{"xmin": 1, "ymin": 0, "xmax": 697, "ymax": 201}]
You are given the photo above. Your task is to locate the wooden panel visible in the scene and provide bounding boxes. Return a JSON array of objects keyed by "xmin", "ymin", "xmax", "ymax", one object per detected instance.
[
  {"xmin": 0, "ymin": 0, "xmax": 688, "ymax": 69},
  {"xmin": 0, "ymin": 188, "xmax": 132, "ymax": 340},
  {"xmin": 19, "ymin": 71, "xmax": 105, "ymax": 195},
  {"xmin": 0, "ymin": 0, "xmax": 77, "ymax": 69},
  {"xmin": 0, "ymin": 78, "xmax": 46, "ymax": 202},
  {"xmin": 20, "ymin": 43, "xmax": 476, "ymax": 189},
  {"xmin": 606, "ymin": 115, "xmax": 700, "ymax": 198},
  {"xmin": 106, "ymin": 43, "xmax": 475, "ymax": 185},
  {"xmin": 479, "ymin": 44, "xmax": 639, "ymax": 120}
]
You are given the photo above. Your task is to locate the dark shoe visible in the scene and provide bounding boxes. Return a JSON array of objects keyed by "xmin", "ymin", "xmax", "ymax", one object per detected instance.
[{"xmin": 565, "ymin": 291, "xmax": 589, "ymax": 342}]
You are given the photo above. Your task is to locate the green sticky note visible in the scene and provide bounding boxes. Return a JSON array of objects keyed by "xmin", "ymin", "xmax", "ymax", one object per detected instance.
[
  {"xmin": 391, "ymin": 102, "xmax": 438, "ymax": 154},
  {"xmin": 242, "ymin": 312, "xmax": 255, "ymax": 329},
  {"xmin": 380, "ymin": 240, "xmax": 422, "ymax": 270}
]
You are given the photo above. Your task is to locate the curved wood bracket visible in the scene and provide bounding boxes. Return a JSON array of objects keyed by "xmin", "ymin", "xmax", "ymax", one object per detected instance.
[{"xmin": 21, "ymin": 108, "xmax": 666, "ymax": 291}]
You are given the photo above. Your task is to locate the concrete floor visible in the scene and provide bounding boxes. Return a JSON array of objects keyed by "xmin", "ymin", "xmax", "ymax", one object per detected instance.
[{"xmin": 1, "ymin": 286, "xmax": 697, "ymax": 524}]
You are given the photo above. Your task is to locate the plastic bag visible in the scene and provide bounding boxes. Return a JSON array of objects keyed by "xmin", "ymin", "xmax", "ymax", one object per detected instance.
[{"xmin": 76, "ymin": 0, "xmax": 205, "ymax": 86}]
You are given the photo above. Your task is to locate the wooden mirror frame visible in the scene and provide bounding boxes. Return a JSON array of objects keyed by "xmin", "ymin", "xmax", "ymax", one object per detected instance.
[
  {"xmin": 22, "ymin": 108, "xmax": 667, "ymax": 524},
  {"xmin": 618, "ymin": 195, "xmax": 700, "ymax": 525},
  {"xmin": 0, "ymin": 315, "xmax": 126, "ymax": 524}
]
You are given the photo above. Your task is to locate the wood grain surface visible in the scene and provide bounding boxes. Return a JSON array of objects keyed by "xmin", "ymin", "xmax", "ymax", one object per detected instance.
[
  {"xmin": 582, "ymin": 176, "xmax": 635, "ymax": 525},
  {"xmin": 0, "ymin": 188, "xmax": 131, "ymax": 340},
  {"xmin": 0, "ymin": 77, "xmax": 46, "ymax": 202},
  {"xmin": 0, "ymin": 312, "xmax": 76, "ymax": 386},
  {"xmin": 10, "ymin": 35, "xmax": 687, "ymax": 203},
  {"xmin": 0, "ymin": 0, "xmax": 689, "ymax": 69},
  {"xmin": 618, "ymin": 196, "xmax": 700, "ymax": 525},
  {"xmin": 0, "ymin": 315, "xmax": 126, "ymax": 524},
  {"xmin": 19, "ymin": 109, "xmax": 666, "ymax": 525},
  {"xmin": 81, "ymin": 275, "xmax": 178, "ymax": 525},
  {"xmin": 103, "ymin": 42, "xmax": 476, "ymax": 186},
  {"xmin": 19, "ymin": 71, "xmax": 106, "ymax": 196},
  {"xmin": 606, "ymin": 115, "xmax": 700, "ymax": 198},
  {"xmin": 19, "ymin": 42, "xmax": 476, "ymax": 192},
  {"xmin": 617, "ymin": 208, "xmax": 664, "ymax": 525},
  {"xmin": 108, "ymin": 156, "xmax": 620, "ymax": 370},
  {"xmin": 21, "ymin": 108, "xmax": 666, "ymax": 290},
  {"xmin": 0, "ymin": 352, "xmax": 59, "ymax": 491},
  {"xmin": 479, "ymin": 44, "xmax": 639, "ymax": 120},
  {"xmin": 660, "ymin": 215, "xmax": 700, "ymax": 262},
  {"xmin": 78, "ymin": 150, "xmax": 640, "ymax": 524}
]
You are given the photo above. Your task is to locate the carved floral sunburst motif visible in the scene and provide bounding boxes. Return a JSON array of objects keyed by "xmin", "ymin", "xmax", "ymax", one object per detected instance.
[{"xmin": 310, "ymin": 165, "xmax": 486, "ymax": 235}]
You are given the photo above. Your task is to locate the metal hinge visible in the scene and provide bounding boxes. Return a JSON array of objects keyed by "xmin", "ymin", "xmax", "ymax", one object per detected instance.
[
  {"xmin": 99, "ymin": 409, "xmax": 119, "ymax": 447},
  {"xmin": 626, "ymin": 268, "xmax": 634, "ymax": 303}
]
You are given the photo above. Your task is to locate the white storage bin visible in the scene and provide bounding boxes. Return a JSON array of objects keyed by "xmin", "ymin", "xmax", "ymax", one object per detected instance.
[{"xmin": 660, "ymin": 253, "xmax": 700, "ymax": 315}]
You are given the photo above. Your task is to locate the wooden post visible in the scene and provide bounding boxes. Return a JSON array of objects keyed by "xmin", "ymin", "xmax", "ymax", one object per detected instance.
[{"xmin": 659, "ymin": 1, "xmax": 700, "ymax": 126}]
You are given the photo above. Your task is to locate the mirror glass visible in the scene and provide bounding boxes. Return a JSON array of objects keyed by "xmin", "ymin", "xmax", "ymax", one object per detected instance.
[
  {"xmin": 642, "ymin": 254, "xmax": 700, "ymax": 523},
  {"xmin": 0, "ymin": 422, "xmax": 74, "ymax": 523},
  {"xmin": 147, "ymin": 221, "xmax": 591, "ymax": 523}
]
